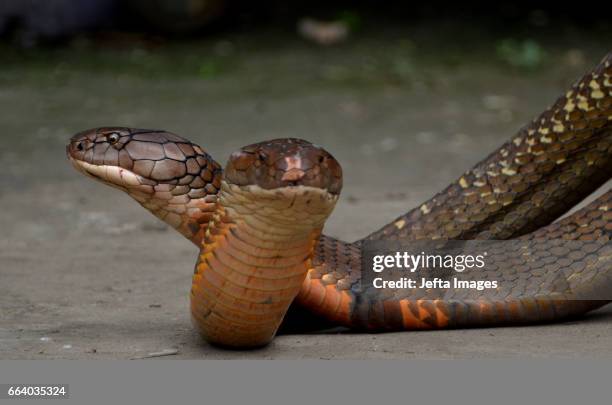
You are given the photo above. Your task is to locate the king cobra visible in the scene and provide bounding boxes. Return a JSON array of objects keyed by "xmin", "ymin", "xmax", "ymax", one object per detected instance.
[{"xmin": 67, "ymin": 52, "xmax": 612, "ymax": 348}]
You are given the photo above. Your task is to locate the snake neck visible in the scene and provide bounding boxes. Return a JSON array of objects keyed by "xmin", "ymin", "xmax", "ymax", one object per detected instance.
[
  {"xmin": 127, "ymin": 184, "xmax": 218, "ymax": 245},
  {"xmin": 191, "ymin": 182, "xmax": 338, "ymax": 347}
]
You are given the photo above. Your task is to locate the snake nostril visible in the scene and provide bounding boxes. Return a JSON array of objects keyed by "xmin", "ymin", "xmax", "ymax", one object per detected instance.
[{"xmin": 76, "ymin": 141, "xmax": 84, "ymax": 151}]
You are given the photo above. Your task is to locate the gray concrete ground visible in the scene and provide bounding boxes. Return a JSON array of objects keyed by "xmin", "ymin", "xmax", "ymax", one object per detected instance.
[{"xmin": 1, "ymin": 31, "xmax": 611, "ymax": 358}]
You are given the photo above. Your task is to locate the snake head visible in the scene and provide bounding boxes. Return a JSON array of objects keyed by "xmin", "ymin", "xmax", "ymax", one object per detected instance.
[
  {"xmin": 225, "ymin": 138, "xmax": 343, "ymax": 195},
  {"xmin": 67, "ymin": 127, "xmax": 221, "ymax": 188},
  {"xmin": 67, "ymin": 127, "xmax": 223, "ymax": 243}
]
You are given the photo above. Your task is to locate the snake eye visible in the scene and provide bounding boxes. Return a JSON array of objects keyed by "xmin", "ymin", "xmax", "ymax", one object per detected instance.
[{"xmin": 107, "ymin": 133, "xmax": 120, "ymax": 145}]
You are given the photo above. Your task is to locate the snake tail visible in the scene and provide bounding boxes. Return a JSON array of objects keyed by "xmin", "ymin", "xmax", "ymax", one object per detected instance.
[{"xmin": 301, "ymin": 189, "xmax": 612, "ymax": 331}]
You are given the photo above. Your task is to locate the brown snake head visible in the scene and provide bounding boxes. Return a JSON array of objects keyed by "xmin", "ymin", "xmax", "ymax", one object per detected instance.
[
  {"xmin": 224, "ymin": 138, "xmax": 342, "ymax": 195},
  {"xmin": 67, "ymin": 127, "xmax": 223, "ymax": 244}
]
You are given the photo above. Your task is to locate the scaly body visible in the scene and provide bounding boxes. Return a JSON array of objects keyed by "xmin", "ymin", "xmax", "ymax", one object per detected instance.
[{"xmin": 67, "ymin": 52, "xmax": 612, "ymax": 347}]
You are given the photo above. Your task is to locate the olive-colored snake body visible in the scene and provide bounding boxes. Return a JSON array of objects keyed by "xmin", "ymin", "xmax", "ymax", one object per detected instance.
[{"xmin": 67, "ymin": 52, "xmax": 612, "ymax": 347}]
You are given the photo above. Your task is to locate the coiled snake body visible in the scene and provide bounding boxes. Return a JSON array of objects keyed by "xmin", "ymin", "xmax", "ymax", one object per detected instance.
[{"xmin": 67, "ymin": 52, "xmax": 612, "ymax": 347}]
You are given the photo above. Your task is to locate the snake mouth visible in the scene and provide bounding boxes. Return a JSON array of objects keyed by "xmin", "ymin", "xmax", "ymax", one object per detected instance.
[
  {"xmin": 67, "ymin": 155, "xmax": 103, "ymax": 182},
  {"xmin": 67, "ymin": 156, "xmax": 146, "ymax": 192}
]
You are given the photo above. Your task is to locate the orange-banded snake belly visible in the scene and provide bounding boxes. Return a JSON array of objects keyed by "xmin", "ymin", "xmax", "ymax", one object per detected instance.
[{"xmin": 67, "ymin": 52, "xmax": 612, "ymax": 347}]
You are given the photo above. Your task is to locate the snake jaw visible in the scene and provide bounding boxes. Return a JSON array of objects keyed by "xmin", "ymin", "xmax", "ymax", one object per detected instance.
[
  {"xmin": 68, "ymin": 157, "xmax": 142, "ymax": 192},
  {"xmin": 67, "ymin": 155, "xmax": 116, "ymax": 188}
]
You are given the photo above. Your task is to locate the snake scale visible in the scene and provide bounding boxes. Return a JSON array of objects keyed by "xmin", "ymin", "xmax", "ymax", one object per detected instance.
[{"xmin": 67, "ymin": 52, "xmax": 612, "ymax": 347}]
